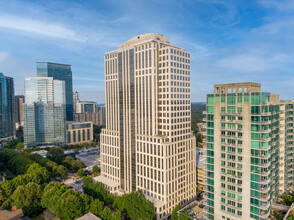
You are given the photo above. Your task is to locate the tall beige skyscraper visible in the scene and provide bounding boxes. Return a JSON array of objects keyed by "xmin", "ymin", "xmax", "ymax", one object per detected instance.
[{"xmin": 98, "ymin": 33, "xmax": 196, "ymax": 219}]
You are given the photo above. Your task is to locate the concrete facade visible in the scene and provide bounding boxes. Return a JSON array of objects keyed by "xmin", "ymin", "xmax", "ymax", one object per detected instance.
[
  {"xmin": 100, "ymin": 33, "xmax": 197, "ymax": 219},
  {"xmin": 66, "ymin": 121, "xmax": 93, "ymax": 145}
]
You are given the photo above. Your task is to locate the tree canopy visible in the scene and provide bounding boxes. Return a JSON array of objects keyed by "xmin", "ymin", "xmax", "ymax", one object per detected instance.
[
  {"xmin": 113, "ymin": 190, "xmax": 155, "ymax": 220},
  {"xmin": 11, "ymin": 182, "xmax": 43, "ymax": 217}
]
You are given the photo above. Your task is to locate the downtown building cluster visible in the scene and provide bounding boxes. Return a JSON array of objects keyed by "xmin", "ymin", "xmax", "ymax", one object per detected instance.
[
  {"xmin": 203, "ymin": 82, "xmax": 294, "ymax": 220},
  {"xmin": 2, "ymin": 33, "xmax": 294, "ymax": 220}
]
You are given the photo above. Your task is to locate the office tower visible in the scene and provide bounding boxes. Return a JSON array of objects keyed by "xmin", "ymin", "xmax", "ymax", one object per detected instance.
[
  {"xmin": 23, "ymin": 77, "xmax": 66, "ymax": 147},
  {"xmin": 73, "ymin": 91, "xmax": 79, "ymax": 113},
  {"xmin": 99, "ymin": 33, "xmax": 196, "ymax": 219},
  {"xmin": 0, "ymin": 73, "xmax": 14, "ymax": 145},
  {"xmin": 37, "ymin": 62, "xmax": 73, "ymax": 121},
  {"xmin": 14, "ymin": 95, "xmax": 25, "ymax": 129},
  {"xmin": 75, "ymin": 101, "xmax": 97, "ymax": 114},
  {"xmin": 203, "ymin": 83, "xmax": 280, "ymax": 220}
]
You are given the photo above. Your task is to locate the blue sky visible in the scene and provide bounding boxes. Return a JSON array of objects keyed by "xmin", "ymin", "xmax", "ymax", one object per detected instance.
[{"xmin": 0, "ymin": 0, "xmax": 293, "ymax": 103}]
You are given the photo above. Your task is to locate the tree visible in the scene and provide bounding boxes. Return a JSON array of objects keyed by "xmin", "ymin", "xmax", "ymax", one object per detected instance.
[
  {"xmin": 102, "ymin": 207, "xmax": 112, "ymax": 220},
  {"xmin": 53, "ymin": 165, "xmax": 68, "ymax": 179},
  {"xmin": 93, "ymin": 165, "xmax": 100, "ymax": 173},
  {"xmin": 90, "ymin": 199, "xmax": 104, "ymax": 217},
  {"xmin": 113, "ymin": 190, "xmax": 155, "ymax": 220},
  {"xmin": 178, "ymin": 210, "xmax": 192, "ymax": 220},
  {"xmin": 105, "ymin": 194, "xmax": 115, "ymax": 206},
  {"xmin": 77, "ymin": 169, "xmax": 86, "ymax": 177},
  {"xmin": 172, "ymin": 205, "xmax": 183, "ymax": 220},
  {"xmin": 16, "ymin": 142, "xmax": 24, "ymax": 151},
  {"xmin": 111, "ymin": 210, "xmax": 122, "ymax": 220},
  {"xmin": 283, "ymin": 194, "xmax": 294, "ymax": 206},
  {"xmin": 46, "ymin": 161, "xmax": 58, "ymax": 172},
  {"xmin": 46, "ymin": 148, "xmax": 64, "ymax": 164},
  {"xmin": 83, "ymin": 177, "xmax": 107, "ymax": 202},
  {"xmin": 93, "ymin": 172, "xmax": 98, "ymax": 177},
  {"xmin": 11, "ymin": 182, "xmax": 43, "ymax": 217},
  {"xmin": 26, "ymin": 163, "xmax": 50, "ymax": 184},
  {"xmin": 1, "ymin": 199, "xmax": 12, "ymax": 210}
]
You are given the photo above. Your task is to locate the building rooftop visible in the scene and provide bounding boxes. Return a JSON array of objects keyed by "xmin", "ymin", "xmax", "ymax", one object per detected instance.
[
  {"xmin": 0, "ymin": 209, "xmax": 24, "ymax": 220},
  {"xmin": 76, "ymin": 212, "xmax": 101, "ymax": 220},
  {"xmin": 119, "ymin": 33, "xmax": 171, "ymax": 49},
  {"xmin": 214, "ymin": 82, "xmax": 261, "ymax": 94},
  {"xmin": 37, "ymin": 62, "xmax": 71, "ymax": 66},
  {"xmin": 93, "ymin": 175, "xmax": 120, "ymax": 188}
]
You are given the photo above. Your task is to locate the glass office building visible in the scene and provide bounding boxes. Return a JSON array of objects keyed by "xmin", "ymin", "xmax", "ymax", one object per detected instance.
[
  {"xmin": 0, "ymin": 73, "xmax": 14, "ymax": 143},
  {"xmin": 37, "ymin": 62, "xmax": 73, "ymax": 121},
  {"xmin": 23, "ymin": 77, "xmax": 66, "ymax": 147}
]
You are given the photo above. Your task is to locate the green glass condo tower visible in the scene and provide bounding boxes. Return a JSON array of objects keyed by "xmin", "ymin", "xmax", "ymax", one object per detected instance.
[
  {"xmin": 0, "ymin": 73, "xmax": 14, "ymax": 145},
  {"xmin": 37, "ymin": 62, "xmax": 73, "ymax": 121},
  {"xmin": 203, "ymin": 83, "xmax": 281, "ymax": 220}
]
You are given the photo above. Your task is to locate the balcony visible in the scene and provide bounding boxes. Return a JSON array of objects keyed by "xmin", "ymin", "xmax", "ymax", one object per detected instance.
[
  {"xmin": 260, "ymin": 194, "xmax": 271, "ymax": 202},
  {"xmin": 261, "ymin": 137, "xmax": 271, "ymax": 142},
  {"xmin": 260, "ymin": 121, "xmax": 271, "ymax": 125},
  {"xmin": 220, "ymin": 112, "xmax": 242, "ymax": 116},
  {"xmin": 261, "ymin": 154, "xmax": 271, "ymax": 160},
  {"xmin": 261, "ymin": 112, "xmax": 271, "ymax": 116}
]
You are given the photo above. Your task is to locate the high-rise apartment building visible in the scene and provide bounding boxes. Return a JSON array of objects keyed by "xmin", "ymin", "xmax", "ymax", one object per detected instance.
[
  {"xmin": 0, "ymin": 73, "xmax": 14, "ymax": 145},
  {"xmin": 278, "ymin": 101, "xmax": 294, "ymax": 193},
  {"xmin": 203, "ymin": 83, "xmax": 281, "ymax": 220},
  {"xmin": 14, "ymin": 95, "xmax": 24, "ymax": 129},
  {"xmin": 37, "ymin": 62, "xmax": 73, "ymax": 121},
  {"xmin": 23, "ymin": 77, "xmax": 66, "ymax": 147},
  {"xmin": 99, "ymin": 33, "xmax": 196, "ymax": 219}
]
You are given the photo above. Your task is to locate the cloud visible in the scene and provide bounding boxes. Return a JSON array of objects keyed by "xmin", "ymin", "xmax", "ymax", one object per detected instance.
[
  {"xmin": 0, "ymin": 14, "xmax": 86, "ymax": 42},
  {"xmin": 216, "ymin": 52, "xmax": 288, "ymax": 72},
  {"xmin": 259, "ymin": 0, "xmax": 294, "ymax": 11}
]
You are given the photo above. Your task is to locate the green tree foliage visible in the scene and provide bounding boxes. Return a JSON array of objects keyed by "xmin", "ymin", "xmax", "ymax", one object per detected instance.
[
  {"xmin": 11, "ymin": 182, "xmax": 43, "ymax": 217},
  {"xmin": 63, "ymin": 156, "xmax": 85, "ymax": 172},
  {"xmin": 196, "ymin": 133, "xmax": 204, "ymax": 147},
  {"xmin": 283, "ymin": 194, "xmax": 294, "ymax": 206},
  {"xmin": 102, "ymin": 206, "xmax": 112, "ymax": 220},
  {"xmin": 1, "ymin": 199, "xmax": 12, "ymax": 210},
  {"xmin": 52, "ymin": 165, "xmax": 68, "ymax": 179},
  {"xmin": 26, "ymin": 163, "xmax": 50, "ymax": 184},
  {"xmin": 93, "ymin": 165, "xmax": 100, "ymax": 173},
  {"xmin": 111, "ymin": 210, "xmax": 122, "ymax": 220},
  {"xmin": 0, "ymin": 163, "xmax": 50, "ymax": 198},
  {"xmin": 93, "ymin": 125, "xmax": 103, "ymax": 142},
  {"xmin": 4, "ymin": 138, "xmax": 22, "ymax": 149},
  {"xmin": 90, "ymin": 199, "xmax": 104, "ymax": 217},
  {"xmin": 172, "ymin": 205, "xmax": 183, "ymax": 220},
  {"xmin": 178, "ymin": 210, "xmax": 192, "ymax": 220},
  {"xmin": 45, "ymin": 161, "xmax": 58, "ymax": 172},
  {"xmin": 105, "ymin": 193, "xmax": 115, "ymax": 206},
  {"xmin": 0, "ymin": 162, "xmax": 5, "ymax": 171},
  {"xmin": 83, "ymin": 177, "xmax": 107, "ymax": 202},
  {"xmin": 46, "ymin": 148, "xmax": 64, "ymax": 164},
  {"xmin": 16, "ymin": 142, "xmax": 24, "ymax": 151},
  {"xmin": 113, "ymin": 190, "xmax": 155, "ymax": 220},
  {"xmin": 41, "ymin": 182, "xmax": 93, "ymax": 220},
  {"xmin": 77, "ymin": 169, "xmax": 86, "ymax": 177}
]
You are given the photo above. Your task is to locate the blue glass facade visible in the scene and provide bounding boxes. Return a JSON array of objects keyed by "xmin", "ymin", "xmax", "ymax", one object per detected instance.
[
  {"xmin": 0, "ymin": 73, "xmax": 14, "ymax": 141},
  {"xmin": 37, "ymin": 62, "xmax": 73, "ymax": 121}
]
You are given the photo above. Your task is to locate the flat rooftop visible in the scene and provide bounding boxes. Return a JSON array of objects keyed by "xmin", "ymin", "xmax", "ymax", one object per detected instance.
[{"xmin": 37, "ymin": 62, "xmax": 71, "ymax": 66}]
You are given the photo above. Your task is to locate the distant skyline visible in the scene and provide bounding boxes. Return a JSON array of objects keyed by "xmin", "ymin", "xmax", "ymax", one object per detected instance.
[{"xmin": 0, "ymin": 0, "xmax": 293, "ymax": 102}]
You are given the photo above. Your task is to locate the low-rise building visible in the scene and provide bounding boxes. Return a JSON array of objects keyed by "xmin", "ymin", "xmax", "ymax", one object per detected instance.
[{"xmin": 66, "ymin": 122, "xmax": 93, "ymax": 145}]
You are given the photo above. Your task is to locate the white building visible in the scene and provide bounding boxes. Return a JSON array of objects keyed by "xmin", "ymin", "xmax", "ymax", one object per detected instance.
[{"xmin": 99, "ymin": 33, "xmax": 197, "ymax": 219}]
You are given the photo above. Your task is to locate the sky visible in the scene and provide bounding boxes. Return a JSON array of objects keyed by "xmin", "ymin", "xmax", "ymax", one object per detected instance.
[{"xmin": 0, "ymin": 0, "xmax": 293, "ymax": 103}]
